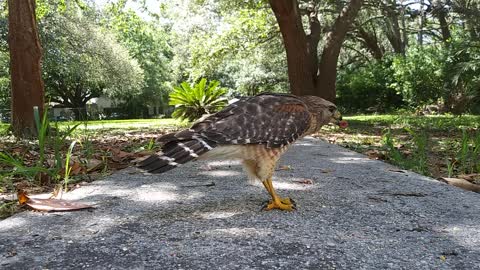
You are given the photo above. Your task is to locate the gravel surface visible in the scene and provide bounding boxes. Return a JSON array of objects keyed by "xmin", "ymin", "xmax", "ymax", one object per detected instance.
[{"xmin": 1, "ymin": 137, "xmax": 479, "ymax": 269}]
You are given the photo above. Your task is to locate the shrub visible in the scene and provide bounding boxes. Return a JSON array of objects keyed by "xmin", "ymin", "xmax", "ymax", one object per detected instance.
[
  {"xmin": 442, "ymin": 38, "xmax": 480, "ymax": 114},
  {"xmin": 391, "ymin": 45, "xmax": 445, "ymax": 108},
  {"xmin": 337, "ymin": 57, "xmax": 402, "ymax": 113},
  {"xmin": 169, "ymin": 78, "xmax": 228, "ymax": 122}
]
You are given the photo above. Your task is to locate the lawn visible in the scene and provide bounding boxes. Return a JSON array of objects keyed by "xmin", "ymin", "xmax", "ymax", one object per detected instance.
[
  {"xmin": 0, "ymin": 123, "xmax": 8, "ymax": 135},
  {"xmin": 58, "ymin": 118, "xmax": 189, "ymax": 134}
]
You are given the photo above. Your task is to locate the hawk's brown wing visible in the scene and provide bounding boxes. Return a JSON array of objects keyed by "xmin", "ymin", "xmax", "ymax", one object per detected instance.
[{"xmin": 191, "ymin": 93, "xmax": 312, "ymax": 148}]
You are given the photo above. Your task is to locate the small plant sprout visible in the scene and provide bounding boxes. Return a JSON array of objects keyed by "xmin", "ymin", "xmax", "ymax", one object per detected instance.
[
  {"xmin": 33, "ymin": 106, "xmax": 49, "ymax": 167},
  {"xmin": 146, "ymin": 138, "xmax": 155, "ymax": 151},
  {"xmin": 64, "ymin": 140, "xmax": 77, "ymax": 192}
]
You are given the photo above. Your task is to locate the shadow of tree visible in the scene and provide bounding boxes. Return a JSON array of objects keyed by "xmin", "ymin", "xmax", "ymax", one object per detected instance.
[{"xmin": 0, "ymin": 138, "xmax": 479, "ymax": 269}]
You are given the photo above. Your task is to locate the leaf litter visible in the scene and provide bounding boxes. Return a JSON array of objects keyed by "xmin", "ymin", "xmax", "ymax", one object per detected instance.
[{"xmin": 0, "ymin": 129, "xmax": 170, "ymax": 218}]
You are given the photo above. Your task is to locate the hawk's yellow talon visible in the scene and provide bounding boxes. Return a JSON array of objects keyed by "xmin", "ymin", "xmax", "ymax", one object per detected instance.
[
  {"xmin": 265, "ymin": 197, "xmax": 295, "ymax": 211},
  {"xmin": 280, "ymin": 197, "xmax": 293, "ymax": 205},
  {"xmin": 262, "ymin": 178, "xmax": 296, "ymax": 211}
]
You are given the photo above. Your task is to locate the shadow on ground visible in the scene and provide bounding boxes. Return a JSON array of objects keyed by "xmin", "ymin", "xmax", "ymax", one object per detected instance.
[{"xmin": 1, "ymin": 138, "xmax": 479, "ymax": 269}]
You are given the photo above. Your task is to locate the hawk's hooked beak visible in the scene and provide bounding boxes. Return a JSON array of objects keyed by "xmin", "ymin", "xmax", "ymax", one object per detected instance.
[
  {"xmin": 331, "ymin": 111, "xmax": 348, "ymax": 128},
  {"xmin": 331, "ymin": 110, "xmax": 342, "ymax": 124}
]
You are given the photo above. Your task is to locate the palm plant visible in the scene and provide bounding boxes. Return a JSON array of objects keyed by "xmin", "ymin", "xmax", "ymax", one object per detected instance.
[{"xmin": 169, "ymin": 78, "xmax": 228, "ymax": 121}]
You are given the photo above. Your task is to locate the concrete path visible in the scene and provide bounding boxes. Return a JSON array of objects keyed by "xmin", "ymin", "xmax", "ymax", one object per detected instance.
[{"xmin": 1, "ymin": 138, "xmax": 479, "ymax": 269}]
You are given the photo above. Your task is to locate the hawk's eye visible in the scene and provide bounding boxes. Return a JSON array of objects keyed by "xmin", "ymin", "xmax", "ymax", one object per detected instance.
[{"xmin": 328, "ymin": 105, "xmax": 336, "ymax": 113}]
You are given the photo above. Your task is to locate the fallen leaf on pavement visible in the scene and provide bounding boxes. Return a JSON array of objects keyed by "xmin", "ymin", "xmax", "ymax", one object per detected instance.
[
  {"xmin": 320, "ymin": 168, "xmax": 335, "ymax": 173},
  {"xmin": 277, "ymin": 165, "xmax": 292, "ymax": 171},
  {"xmin": 200, "ymin": 164, "xmax": 213, "ymax": 171},
  {"xmin": 17, "ymin": 190, "xmax": 93, "ymax": 212},
  {"xmin": 458, "ymin": 174, "xmax": 480, "ymax": 182},
  {"xmin": 440, "ymin": 178, "xmax": 480, "ymax": 193},
  {"xmin": 388, "ymin": 169, "xmax": 407, "ymax": 173},
  {"xmin": 293, "ymin": 179, "xmax": 314, "ymax": 185}
]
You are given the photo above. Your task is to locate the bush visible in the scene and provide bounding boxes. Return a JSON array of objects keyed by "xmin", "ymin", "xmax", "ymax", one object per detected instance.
[
  {"xmin": 337, "ymin": 57, "xmax": 402, "ymax": 113},
  {"xmin": 169, "ymin": 78, "xmax": 228, "ymax": 122},
  {"xmin": 391, "ymin": 45, "xmax": 445, "ymax": 108},
  {"xmin": 442, "ymin": 37, "xmax": 480, "ymax": 114}
]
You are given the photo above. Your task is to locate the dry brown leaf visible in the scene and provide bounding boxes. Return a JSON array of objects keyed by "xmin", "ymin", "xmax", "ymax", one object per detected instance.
[
  {"xmin": 277, "ymin": 165, "xmax": 292, "ymax": 171},
  {"xmin": 293, "ymin": 179, "xmax": 314, "ymax": 185},
  {"xmin": 200, "ymin": 164, "xmax": 213, "ymax": 171},
  {"xmin": 458, "ymin": 174, "xmax": 480, "ymax": 182},
  {"xmin": 110, "ymin": 148, "xmax": 133, "ymax": 162},
  {"xmin": 440, "ymin": 178, "xmax": 480, "ymax": 193},
  {"xmin": 365, "ymin": 149, "xmax": 384, "ymax": 160},
  {"xmin": 388, "ymin": 169, "xmax": 407, "ymax": 173},
  {"xmin": 107, "ymin": 161, "xmax": 129, "ymax": 170},
  {"xmin": 70, "ymin": 161, "xmax": 83, "ymax": 176},
  {"xmin": 135, "ymin": 150, "xmax": 154, "ymax": 157},
  {"xmin": 86, "ymin": 159, "xmax": 104, "ymax": 172},
  {"xmin": 17, "ymin": 190, "xmax": 93, "ymax": 212},
  {"xmin": 35, "ymin": 172, "xmax": 52, "ymax": 186}
]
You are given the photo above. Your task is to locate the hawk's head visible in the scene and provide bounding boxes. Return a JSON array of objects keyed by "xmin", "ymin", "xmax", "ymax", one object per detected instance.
[{"xmin": 299, "ymin": 95, "xmax": 347, "ymax": 129}]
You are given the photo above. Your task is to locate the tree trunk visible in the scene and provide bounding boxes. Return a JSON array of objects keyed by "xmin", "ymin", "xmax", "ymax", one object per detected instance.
[
  {"xmin": 356, "ymin": 25, "xmax": 384, "ymax": 60},
  {"xmin": 382, "ymin": 1, "xmax": 406, "ymax": 55},
  {"xmin": 270, "ymin": 0, "xmax": 363, "ymax": 101},
  {"xmin": 269, "ymin": 0, "xmax": 315, "ymax": 96},
  {"xmin": 418, "ymin": 0, "xmax": 425, "ymax": 45},
  {"xmin": 432, "ymin": 0, "xmax": 451, "ymax": 44},
  {"xmin": 8, "ymin": 0, "xmax": 45, "ymax": 138},
  {"xmin": 316, "ymin": 0, "xmax": 364, "ymax": 102}
]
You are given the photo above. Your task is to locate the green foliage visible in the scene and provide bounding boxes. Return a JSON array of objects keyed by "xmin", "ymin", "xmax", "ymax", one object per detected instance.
[
  {"xmin": 450, "ymin": 129, "xmax": 480, "ymax": 175},
  {"xmin": 0, "ymin": 123, "xmax": 8, "ymax": 135},
  {"xmin": 347, "ymin": 114, "xmax": 480, "ymax": 131},
  {"xmin": 337, "ymin": 57, "xmax": 402, "ymax": 113},
  {"xmin": 0, "ymin": 107, "xmax": 80, "ymax": 187},
  {"xmin": 0, "ymin": 21, "xmax": 9, "ymax": 110},
  {"xmin": 63, "ymin": 140, "xmax": 77, "ymax": 192},
  {"xmin": 382, "ymin": 129, "xmax": 404, "ymax": 165},
  {"xmin": 165, "ymin": 1, "xmax": 287, "ymax": 95},
  {"xmin": 382, "ymin": 127, "xmax": 429, "ymax": 176},
  {"xmin": 338, "ymin": 43, "xmax": 479, "ymax": 114},
  {"xmin": 33, "ymin": 106, "xmax": 49, "ymax": 166},
  {"xmin": 391, "ymin": 46, "xmax": 445, "ymax": 107},
  {"xmin": 0, "ymin": 151, "xmax": 52, "ymax": 182},
  {"xmin": 102, "ymin": 3, "xmax": 172, "ymax": 115},
  {"xmin": 53, "ymin": 121, "xmax": 81, "ymax": 170},
  {"xmin": 405, "ymin": 127, "xmax": 429, "ymax": 175},
  {"xmin": 442, "ymin": 36, "xmax": 480, "ymax": 114},
  {"xmin": 39, "ymin": 3, "xmax": 144, "ymax": 111},
  {"xmin": 169, "ymin": 78, "xmax": 228, "ymax": 121}
]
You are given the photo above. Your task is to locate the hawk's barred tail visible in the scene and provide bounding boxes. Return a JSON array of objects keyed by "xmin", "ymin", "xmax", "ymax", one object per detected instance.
[{"xmin": 138, "ymin": 138, "xmax": 217, "ymax": 173}]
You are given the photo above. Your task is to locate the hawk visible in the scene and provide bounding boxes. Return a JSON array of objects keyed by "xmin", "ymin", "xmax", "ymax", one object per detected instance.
[{"xmin": 138, "ymin": 93, "xmax": 346, "ymax": 211}]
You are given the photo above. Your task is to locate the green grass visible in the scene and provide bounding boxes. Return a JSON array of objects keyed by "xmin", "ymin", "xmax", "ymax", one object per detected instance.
[
  {"xmin": 0, "ymin": 123, "xmax": 8, "ymax": 135},
  {"xmin": 0, "ymin": 120, "xmax": 186, "ymax": 136},
  {"xmin": 57, "ymin": 118, "xmax": 187, "ymax": 135},
  {"xmin": 344, "ymin": 114, "xmax": 480, "ymax": 131},
  {"xmin": 321, "ymin": 114, "xmax": 480, "ymax": 178}
]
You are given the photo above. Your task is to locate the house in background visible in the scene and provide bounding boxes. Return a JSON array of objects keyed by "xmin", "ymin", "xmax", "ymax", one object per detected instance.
[{"xmin": 48, "ymin": 96, "xmax": 169, "ymax": 121}]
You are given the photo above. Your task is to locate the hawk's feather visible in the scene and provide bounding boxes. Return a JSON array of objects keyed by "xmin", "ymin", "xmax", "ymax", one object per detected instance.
[
  {"xmin": 190, "ymin": 93, "xmax": 311, "ymax": 148},
  {"xmin": 138, "ymin": 93, "xmax": 325, "ymax": 174}
]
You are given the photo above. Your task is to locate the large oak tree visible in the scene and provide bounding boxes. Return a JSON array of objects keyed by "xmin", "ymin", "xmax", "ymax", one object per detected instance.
[
  {"xmin": 269, "ymin": 0, "xmax": 363, "ymax": 101},
  {"xmin": 8, "ymin": 0, "xmax": 45, "ymax": 138}
]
